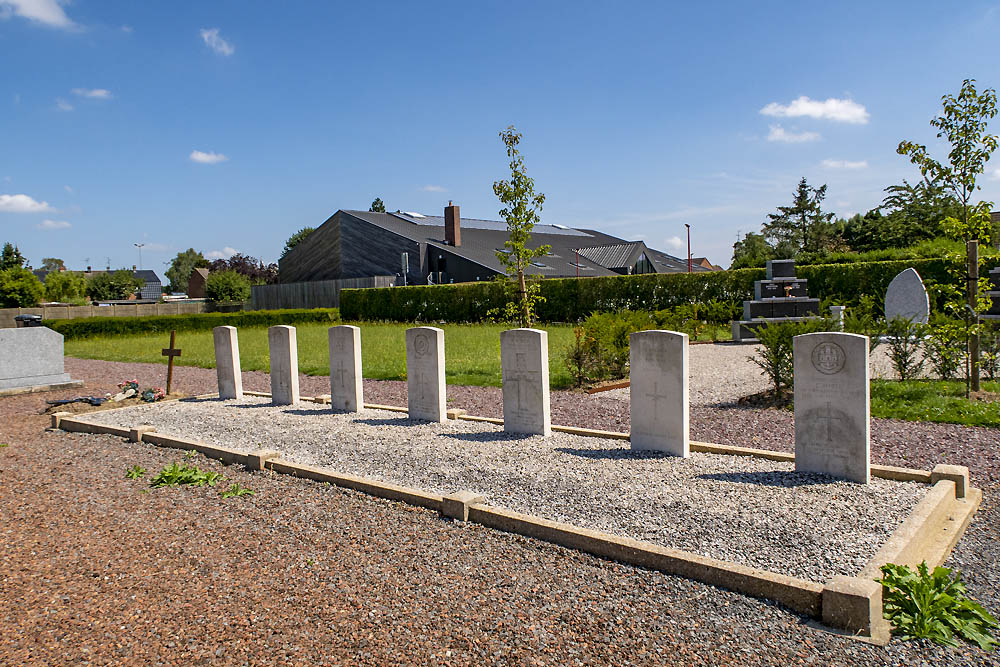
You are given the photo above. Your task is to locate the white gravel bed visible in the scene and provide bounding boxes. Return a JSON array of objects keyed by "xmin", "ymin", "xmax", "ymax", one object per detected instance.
[
  {"xmin": 81, "ymin": 396, "xmax": 928, "ymax": 583},
  {"xmin": 598, "ymin": 342, "xmax": 914, "ymax": 406}
]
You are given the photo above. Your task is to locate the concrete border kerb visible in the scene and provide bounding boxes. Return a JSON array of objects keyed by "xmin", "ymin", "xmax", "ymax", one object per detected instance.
[{"xmin": 50, "ymin": 401, "xmax": 982, "ymax": 641}]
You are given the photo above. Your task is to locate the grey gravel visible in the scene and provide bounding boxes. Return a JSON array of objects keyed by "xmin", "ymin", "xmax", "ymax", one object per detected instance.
[{"xmin": 81, "ymin": 395, "xmax": 927, "ymax": 583}]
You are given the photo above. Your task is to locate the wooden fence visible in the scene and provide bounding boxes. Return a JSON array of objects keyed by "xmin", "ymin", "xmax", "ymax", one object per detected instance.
[
  {"xmin": 250, "ymin": 276, "xmax": 394, "ymax": 310},
  {"xmin": 0, "ymin": 302, "xmax": 212, "ymax": 329}
]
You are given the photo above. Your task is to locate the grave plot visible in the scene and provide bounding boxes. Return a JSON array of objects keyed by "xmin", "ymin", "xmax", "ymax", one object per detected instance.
[{"xmin": 77, "ymin": 396, "xmax": 925, "ymax": 584}]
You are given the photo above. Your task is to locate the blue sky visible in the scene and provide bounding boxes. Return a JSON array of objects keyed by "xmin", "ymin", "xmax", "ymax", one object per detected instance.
[{"xmin": 2, "ymin": 1, "xmax": 1000, "ymax": 274}]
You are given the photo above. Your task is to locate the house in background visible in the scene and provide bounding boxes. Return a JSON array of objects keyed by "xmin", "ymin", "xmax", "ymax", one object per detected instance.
[{"xmin": 280, "ymin": 203, "xmax": 712, "ymax": 285}]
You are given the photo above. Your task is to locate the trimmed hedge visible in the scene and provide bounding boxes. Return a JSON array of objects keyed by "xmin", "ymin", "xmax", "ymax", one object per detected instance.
[
  {"xmin": 339, "ymin": 258, "xmax": 955, "ymax": 323},
  {"xmin": 49, "ymin": 308, "xmax": 340, "ymax": 340}
]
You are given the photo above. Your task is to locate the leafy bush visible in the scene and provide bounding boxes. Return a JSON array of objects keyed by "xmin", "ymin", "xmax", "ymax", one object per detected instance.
[
  {"xmin": 205, "ymin": 269, "xmax": 251, "ymax": 302},
  {"xmin": 47, "ymin": 308, "xmax": 340, "ymax": 339},
  {"xmin": 44, "ymin": 271, "xmax": 87, "ymax": 303},
  {"xmin": 885, "ymin": 317, "xmax": 927, "ymax": 380},
  {"xmin": 878, "ymin": 562, "xmax": 997, "ymax": 651},
  {"xmin": 0, "ymin": 267, "xmax": 45, "ymax": 307},
  {"xmin": 340, "ymin": 258, "xmax": 954, "ymax": 323},
  {"xmin": 844, "ymin": 294, "xmax": 886, "ymax": 356},
  {"xmin": 982, "ymin": 322, "xmax": 1000, "ymax": 382},
  {"xmin": 750, "ymin": 318, "xmax": 832, "ymax": 395},
  {"xmin": 86, "ymin": 270, "xmax": 144, "ymax": 301},
  {"xmin": 926, "ymin": 317, "xmax": 965, "ymax": 380}
]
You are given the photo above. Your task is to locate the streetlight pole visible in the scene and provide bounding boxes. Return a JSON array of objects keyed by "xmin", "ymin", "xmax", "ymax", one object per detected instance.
[
  {"xmin": 134, "ymin": 243, "xmax": 145, "ymax": 270},
  {"xmin": 684, "ymin": 224, "xmax": 691, "ymax": 273}
]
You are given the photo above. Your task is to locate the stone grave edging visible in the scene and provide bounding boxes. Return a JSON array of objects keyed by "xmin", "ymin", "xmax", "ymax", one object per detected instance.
[{"xmin": 48, "ymin": 394, "xmax": 982, "ymax": 642}]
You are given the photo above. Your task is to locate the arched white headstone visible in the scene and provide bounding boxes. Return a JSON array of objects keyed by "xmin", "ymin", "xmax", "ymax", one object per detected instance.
[{"xmin": 884, "ymin": 268, "xmax": 929, "ymax": 324}]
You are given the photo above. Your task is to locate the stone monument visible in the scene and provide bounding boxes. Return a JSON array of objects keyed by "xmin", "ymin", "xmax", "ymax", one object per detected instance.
[
  {"xmin": 500, "ymin": 328, "xmax": 551, "ymax": 436},
  {"xmin": 213, "ymin": 326, "xmax": 243, "ymax": 400},
  {"xmin": 884, "ymin": 268, "xmax": 930, "ymax": 325},
  {"xmin": 793, "ymin": 332, "xmax": 870, "ymax": 483},
  {"xmin": 629, "ymin": 330, "xmax": 689, "ymax": 456},
  {"xmin": 268, "ymin": 325, "xmax": 299, "ymax": 406},
  {"xmin": 406, "ymin": 326, "xmax": 446, "ymax": 422},
  {"xmin": 0, "ymin": 326, "xmax": 82, "ymax": 395},
  {"xmin": 329, "ymin": 325, "xmax": 363, "ymax": 412},
  {"xmin": 732, "ymin": 259, "xmax": 821, "ymax": 342}
]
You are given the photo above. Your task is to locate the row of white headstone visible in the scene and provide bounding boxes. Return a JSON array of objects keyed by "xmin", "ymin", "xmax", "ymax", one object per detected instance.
[{"xmin": 212, "ymin": 325, "xmax": 871, "ymax": 483}]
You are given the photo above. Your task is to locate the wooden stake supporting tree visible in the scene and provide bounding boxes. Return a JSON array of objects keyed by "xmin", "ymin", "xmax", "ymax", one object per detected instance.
[{"xmin": 161, "ymin": 330, "xmax": 181, "ymax": 395}]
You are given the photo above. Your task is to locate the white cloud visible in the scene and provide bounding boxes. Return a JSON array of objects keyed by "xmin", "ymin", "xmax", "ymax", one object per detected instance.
[
  {"xmin": 206, "ymin": 247, "xmax": 239, "ymax": 260},
  {"xmin": 991, "ymin": 167, "xmax": 1000, "ymax": 180},
  {"xmin": 72, "ymin": 88, "xmax": 112, "ymax": 99},
  {"xmin": 55, "ymin": 98, "xmax": 73, "ymax": 111},
  {"xmin": 760, "ymin": 96, "xmax": 869, "ymax": 124},
  {"xmin": 200, "ymin": 28, "xmax": 234, "ymax": 56},
  {"xmin": 0, "ymin": 193, "xmax": 54, "ymax": 213},
  {"xmin": 664, "ymin": 235, "xmax": 684, "ymax": 250},
  {"xmin": 189, "ymin": 149, "xmax": 228, "ymax": 164},
  {"xmin": 37, "ymin": 218, "xmax": 70, "ymax": 230},
  {"xmin": 0, "ymin": 0, "xmax": 75, "ymax": 29},
  {"xmin": 121, "ymin": 24, "xmax": 133, "ymax": 33},
  {"xmin": 13, "ymin": 93, "xmax": 20, "ymax": 104},
  {"xmin": 821, "ymin": 159, "xmax": 868, "ymax": 169},
  {"xmin": 767, "ymin": 125, "xmax": 820, "ymax": 143},
  {"xmin": 63, "ymin": 184, "xmax": 72, "ymax": 193},
  {"xmin": 420, "ymin": 185, "xmax": 447, "ymax": 192}
]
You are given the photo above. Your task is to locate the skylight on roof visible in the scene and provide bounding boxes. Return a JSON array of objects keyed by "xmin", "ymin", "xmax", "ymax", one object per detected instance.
[{"xmin": 401, "ymin": 211, "xmax": 425, "ymax": 218}]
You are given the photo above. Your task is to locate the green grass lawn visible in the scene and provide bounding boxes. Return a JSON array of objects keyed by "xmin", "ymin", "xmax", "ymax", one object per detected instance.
[
  {"xmin": 871, "ymin": 379, "xmax": 1000, "ymax": 428},
  {"xmin": 65, "ymin": 322, "xmax": 578, "ymax": 389}
]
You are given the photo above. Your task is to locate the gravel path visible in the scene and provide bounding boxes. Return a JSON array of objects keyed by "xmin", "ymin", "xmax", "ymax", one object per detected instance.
[
  {"xmin": 79, "ymin": 396, "xmax": 926, "ymax": 583},
  {"xmin": 0, "ymin": 356, "xmax": 994, "ymax": 665}
]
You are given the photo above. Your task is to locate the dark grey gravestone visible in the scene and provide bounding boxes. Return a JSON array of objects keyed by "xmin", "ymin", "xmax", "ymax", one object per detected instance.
[{"xmin": 884, "ymin": 268, "xmax": 930, "ymax": 325}]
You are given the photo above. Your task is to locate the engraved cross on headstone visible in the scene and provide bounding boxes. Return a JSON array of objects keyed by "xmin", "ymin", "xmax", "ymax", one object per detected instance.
[
  {"xmin": 646, "ymin": 381, "xmax": 669, "ymax": 422},
  {"xmin": 814, "ymin": 401, "xmax": 844, "ymax": 442},
  {"xmin": 161, "ymin": 329, "xmax": 181, "ymax": 395}
]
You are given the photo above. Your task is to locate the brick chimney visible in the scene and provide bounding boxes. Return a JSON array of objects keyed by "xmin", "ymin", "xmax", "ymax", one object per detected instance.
[{"xmin": 445, "ymin": 201, "xmax": 461, "ymax": 247}]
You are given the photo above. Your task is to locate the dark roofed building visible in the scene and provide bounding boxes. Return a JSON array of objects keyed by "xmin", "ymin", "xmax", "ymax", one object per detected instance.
[
  {"xmin": 80, "ymin": 267, "xmax": 163, "ymax": 301},
  {"xmin": 280, "ymin": 205, "xmax": 710, "ymax": 285}
]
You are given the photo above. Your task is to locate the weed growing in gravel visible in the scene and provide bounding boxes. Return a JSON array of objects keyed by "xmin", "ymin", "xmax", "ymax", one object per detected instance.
[
  {"xmin": 150, "ymin": 462, "xmax": 222, "ymax": 488},
  {"xmin": 0, "ymin": 443, "xmax": 8, "ymax": 448},
  {"xmin": 220, "ymin": 483, "xmax": 254, "ymax": 499},
  {"xmin": 878, "ymin": 562, "xmax": 998, "ymax": 651},
  {"xmin": 184, "ymin": 449, "xmax": 198, "ymax": 460},
  {"xmin": 125, "ymin": 465, "xmax": 146, "ymax": 479}
]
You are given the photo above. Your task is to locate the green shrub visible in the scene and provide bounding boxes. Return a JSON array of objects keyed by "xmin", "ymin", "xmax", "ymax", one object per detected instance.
[
  {"xmin": 878, "ymin": 561, "xmax": 997, "ymax": 651},
  {"xmin": 47, "ymin": 308, "xmax": 340, "ymax": 339},
  {"xmin": 926, "ymin": 317, "xmax": 965, "ymax": 380},
  {"xmin": 86, "ymin": 270, "xmax": 144, "ymax": 301},
  {"xmin": 44, "ymin": 271, "xmax": 88, "ymax": 303},
  {"xmin": 843, "ymin": 294, "xmax": 886, "ymax": 356},
  {"xmin": 885, "ymin": 317, "xmax": 927, "ymax": 380},
  {"xmin": 340, "ymin": 259, "xmax": 955, "ymax": 323},
  {"xmin": 205, "ymin": 269, "xmax": 251, "ymax": 302},
  {"xmin": 750, "ymin": 318, "xmax": 832, "ymax": 396},
  {"xmin": 0, "ymin": 267, "xmax": 45, "ymax": 307}
]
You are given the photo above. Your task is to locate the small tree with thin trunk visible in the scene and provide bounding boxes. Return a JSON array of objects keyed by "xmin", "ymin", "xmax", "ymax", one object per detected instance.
[
  {"xmin": 898, "ymin": 78, "xmax": 998, "ymax": 392},
  {"xmin": 490, "ymin": 126, "xmax": 550, "ymax": 327}
]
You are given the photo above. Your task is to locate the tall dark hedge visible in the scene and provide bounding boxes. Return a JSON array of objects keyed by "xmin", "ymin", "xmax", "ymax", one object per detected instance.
[
  {"xmin": 49, "ymin": 308, "xmax": 339, "ymax": 339},
  {"xmin": 339, "ymin": 258, "xmax": 953, "ymax": 323}
]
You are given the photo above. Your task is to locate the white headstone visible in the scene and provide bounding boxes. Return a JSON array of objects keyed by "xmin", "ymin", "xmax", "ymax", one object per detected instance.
[
  {"xmin": 793, "ymin": 332, "xmax": 870, "ymax": 484},
  {"xmin": 629, "ymin": 330, "xmax": 689, "ymax": 456},
  {"xmin": 268, "ymin": 325, "xmax": 299, "ymax": 406},
  {"xmin": 884, "ymin": 268, "xmax": 930, "ymax": 325},
  {"xmin": 406, "ymin": 326, "xmax": 445, "ymax": 422},
  {"xmin": 830, "ymin": 306, "xmax": 846, "ymax": 332},
  {"xmin": 329, "ymin": 325, "xmax": 363, "ymax": 412},
  {"xmin": 500, "ymin": 328, "xmax": 551, "ymax": 436},
  {"xmin": 213, "ymin": 326, "xmax": 243, "ymax": 400},
  {"xmin": 0, "ymin": 326, "xmax": 78, "ymax": 391}
]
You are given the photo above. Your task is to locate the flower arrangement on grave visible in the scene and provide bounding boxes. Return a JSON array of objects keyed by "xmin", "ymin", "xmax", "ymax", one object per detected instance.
[
  {"xmin": 141, "ymin": 387, "xmax": 166, "ymax": 403},
  {"xmin": 117, "ymin": 379, "xmax": 140, "ymax": 393}
]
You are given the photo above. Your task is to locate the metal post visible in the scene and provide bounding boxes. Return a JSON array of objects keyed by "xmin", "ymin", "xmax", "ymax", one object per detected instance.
[
  {"xmin": 685, "ymin": 224, "xmax": 691, "ymax": 273},
  {"xmin": 134, "ymin": 243, "xmax": 145, "ymax": 270}
]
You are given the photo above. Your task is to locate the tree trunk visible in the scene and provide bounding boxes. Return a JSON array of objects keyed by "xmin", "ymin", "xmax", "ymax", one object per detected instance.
[
  {"xmin": 968, "ymin": 239, "xmax": 980, "ymax": 392},
  {"xmin": 518, "ymin": 270, "xmax": 529, "ymax": 327}
]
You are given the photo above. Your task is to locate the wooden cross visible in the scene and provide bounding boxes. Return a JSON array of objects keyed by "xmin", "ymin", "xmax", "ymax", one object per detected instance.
[{"xmin": 161, "ymin": 330, "xmax": 182, "ymax": 396}]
